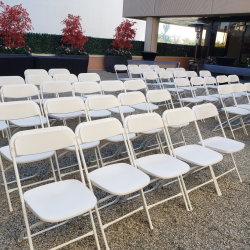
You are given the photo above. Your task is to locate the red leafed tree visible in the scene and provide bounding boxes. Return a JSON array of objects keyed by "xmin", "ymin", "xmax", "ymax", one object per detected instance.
[
  {"xmin": 111, "ymin": 19, "xmax": 136, "ymax": 50},
  {"xmin": 0, "ymin": 1, "xmax": 33, "ymax": 49},
  {"xmin": 61, "ymin": 14, "xmax": 88, "ymax": 51}
]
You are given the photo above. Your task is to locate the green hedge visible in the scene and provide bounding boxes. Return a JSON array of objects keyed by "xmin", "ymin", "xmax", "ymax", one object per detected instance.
[{"xmin": 12, "ymin": 33, "xmax": 199, "ymax": 57}]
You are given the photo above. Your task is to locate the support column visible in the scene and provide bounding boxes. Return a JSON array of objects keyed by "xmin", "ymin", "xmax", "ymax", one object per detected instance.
[{"xmin": 144, "ymin": 17, "xmax": 160, "ymax": 52}]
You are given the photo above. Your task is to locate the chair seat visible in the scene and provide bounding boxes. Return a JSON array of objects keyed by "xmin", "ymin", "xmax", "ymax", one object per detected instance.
[
  {"xmin": 117, "ymin": 78, "xmax": 133, "ymax": 81},
  {"xmin": 0, "ymin": 121, "xmax": 7, "ymax": 131},
  {"xmin": 222, "ymin": 107, "xmax": 250, "ymax": 115},
  {"xmin": 142, "ymin": 128, "xmax": 162, "ymax": 134},
  {"xmin": 49, "ymin": 111, "xmax": 85, "ymax": 119},
  {"xmin": 168, "ymin": 122, "xmax": 189, "ymax": 128},
  {"xmin": 196, "ymin": 96, "xmax": 218, "ymax": 102},
  {"xmin": 201, "ymin": 137, "xmax": 244, "ymax": 154},
  {"xmin": 0, "ymin": 146, "xmax": 54, "ymax": 164},
  {"xmin": 66, "ymin": 141, "xmax": 100, "ymax": 151},
  {"xmin": 194, "ymin": 86, "xmax": 205, "ymax": 89},
  {"xmin": 32, "ymin": 98, "xmax": 50, "ymax": 104},
  {"xmin": 136, "ymin": 154, "xmax": 190, "ymax": 179},
  {"xmin": 174, "ymin": 145, "xmax": 223, "ymax": 166},
  {"xmin": 132, "ymin": 103, "xmax": 158, "ymax": 111},
  {"xmin": 210, "ymin": 94, "xmax": 231, "ymax": 99},
  {"xmin": 234, "ymin": 93, "xmax": 242, "ymax": 98},
  {"xmin": 237, "ymin": 104, "xmax": 250, "ymax": 111},
  {"xmin": 10, "ymin": 116, "xmax": 47, "ymax": 127},
  {"xmin": 85, "ymin": 94, "xmax": 102, "ymax": 98},
  {"xmin": 206, "ymin": 85, "xmax": 218, "ymax": 89},
  {"xmin": 146, "ymin": 83, "xmax": 162, "ymax": 87},
  {"xmin": 109, "ymin": 106, "xmax": 135, "ymax": 114},
  {"xmin": 240, "ymin": 92, "xmax": 250, "ymax": 97},
  {"xmin": 88, "ymin": 110, "xmax": 111, "ymax": 118},
  {"xmin": 24, "ymin": 179, "xmax": 97, "ymax": 223},
  {"xmin": 180, "ymin": 87, "xmax": 197, "ymax": 91},
  {"xmin": 179, "ymin": 98, "xmax": 203, "ymax": 103},
  {"xmin": 89, "ymin": 163, "xmax": 150, "ymax": 195},
  {"xmin": 107, "ymin": 133, "xmax": 136, "ymax": 142},
  {"xmin": 166, "ymin": 88, "xmax": 184, "ymax": 92},
  {"xmin": 161, "ymin": 82, "xmax": 174, "ymax": 86}
]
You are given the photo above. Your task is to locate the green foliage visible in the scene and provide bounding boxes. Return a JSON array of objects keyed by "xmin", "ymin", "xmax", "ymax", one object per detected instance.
[
  {"xmin": 106, "ymin": 48, "xmax": 132, "ymax": 57},
  {"xmin": 157, "ymin": 43, "xmax": 195, "ymax": 57}
]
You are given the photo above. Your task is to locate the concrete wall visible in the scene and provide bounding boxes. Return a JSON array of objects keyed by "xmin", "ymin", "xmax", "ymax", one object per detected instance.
[{"xmin": 7, "ymin": 0, "xmax": 146, "ymax": 40}]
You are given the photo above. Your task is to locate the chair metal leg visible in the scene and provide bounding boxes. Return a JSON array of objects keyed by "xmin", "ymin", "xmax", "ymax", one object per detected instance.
[
  {"xmin": 209, "ymin": 165, "xmax": 222, "ymax": 196},
  {"xmin": 231, "ymin": 153, "xmax": 242, "ymax": 182},
  {"xmin": 139, "ymin": 189, "xmax": 153, "ymax": 230}
]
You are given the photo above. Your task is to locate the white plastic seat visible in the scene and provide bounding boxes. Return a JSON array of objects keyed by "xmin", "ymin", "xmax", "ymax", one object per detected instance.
[
  {"xmin": 222, "ymin": 106, "xmax": 250, "ymax": 115},
  {"xmin": 132, "ymin": 103, "xmax": 158, "ymax": 111},
  {"xmin": 107, "ymin": 133, "xmax": 136, "ymax": 142},
  {"xmin": 49, "ymin": 111, "xmax": 85, "ymax": 119},
  {"xmin": 136, "ymin": 154, "xmax": 189, "ymax": 179},
  {"xmin": 66, "ymin": 141, "xmax": 100, "ymax": 151},
  {"xmin": 10, "ymin": 116, "xmax": 47, "ymax": 127},
  {"xmin": 89, "ymin": 163, "xmax": 149, "ymax": 195},
  {"xmin": 88, "ymin": 110, "xmax": 111, "ymax": 118},
  {"xmin": 0, "ymin": 121, "xmax": 8, "ymax": 131},
  {"xmin": 24, "ymin": 179, "xmax": 97, "ymax": 223},
  {"xmin": 109, "ymin": 106, "xmax": 135, "ymax": 114},
  {"xmin": 179, "ymin": 97, "xmax": 203, "ymax": 103}
]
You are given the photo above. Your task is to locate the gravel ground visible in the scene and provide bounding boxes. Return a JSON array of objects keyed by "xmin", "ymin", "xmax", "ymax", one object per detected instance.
[{"xmin": 0, "ymin": 71, "xmax": 250, "ymax": 250}]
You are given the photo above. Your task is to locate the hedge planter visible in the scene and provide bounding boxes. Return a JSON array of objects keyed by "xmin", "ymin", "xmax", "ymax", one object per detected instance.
[
  {"xmin": 60, "ymin": 54, "xmax": 89, "ymax": 59},
  {"xmin": 104, "ymin": 55, "xmax": 132, "ymax": 73}
]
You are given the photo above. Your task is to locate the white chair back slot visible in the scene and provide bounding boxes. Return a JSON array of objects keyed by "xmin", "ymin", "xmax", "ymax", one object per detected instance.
[
  {"xmin": 76, "ymin": 118, "xmax": 124, "ymax": 143},
  {"xmin": 228, "ymin": 75, "xmax": 240, "ymax": 83},
  {"xmin": 139, "ymin": 64, "xmax": 150, "ymax": 69},
  {"xmin": 216, "ymin": 75, "xmax": 229, "ymax": 84},
  {"xmin": 118, "ymin": 91, "xmax": 146, "ymax": 106},
  {"xmin": 40, "ymin": 81, "xmax": 73, "ymax": 94},
  {"xmin": 174, "ymin": 71, "xmax": 187, "ymax": 78},
  {"xmin": 48, "ymin": 68, "xmax": 70, "ymax": 77},
  {"xmin": 0, "ymin": 101, "xmax": 41, "ymax": 120},
  {"xmin": 124, "ymin": 80, "xmax": 146, "ymax": 91},
  {"xmin": 53, "ymin": 74, "xmax": 78, "ymax": 83},
  {"xmin": 125, "ymin": 113, "xmax": 163, "ymax": 133},
  {"xmin": 200, "ymin": 70, "xmax": 211, "ymax": 77},
  {"xmin": 231, "ymin": 83, "xmax": 246, "ymax": 93},
  {"xmin": 175, "ymin": 67, "xmax": 185, "ymax": 71},
  {"xmin": 26, "ymin": 75, "xmax": 53, "ymax": 86},
  {"xmin": 1, "ymin": 84, "xmax": 39, "ymax": 99},
  {"xmin": 147, "ymin": 89, "xmax": 171, "ymax": 103},
  {"xmin": 192, "ymin": 103, "xmax": 219, "ymax": 120},
  {"xmin": 0, "ymin": 76, "xmax": 25, "ymax": 87},
  {"xmin": 100, "ymin": 80, "xmax": 125, "ymax": 92},
  {"xmin": 86, "ymin": 95, "xmax": 120, "ymax": 110},
  {"xmin": 10, "ymin": 126, "xmax": 75, "ymax": 157},
  {"xmin": 218, "ymin": 85, "xmax": 233, "ymax": 95},
  {"xmin": 186, "ymin": 71, "xmax": 197, "ymax": 78},
  {"xmin": 191, "ymin": 77, "xmax": 205, "ymax": 86},
  {"xmin": 44, "ymin": 97, "xmax": 85, "ymax": 114},
  {"xmin": 150, "ymin": 65, "xmax": 159, "ymax": 70},
  {"xmin": 174, "ymin": 78, "xmax": 190, "ymax": 87},
  {"xmin": 24, "ymin": 69, "xmax": 48, "ymax": 77},
  {"xmin": 143, "ymin": 72, "xmax": 158, "ymax": 80},
  {"xmin": 73, "ymin": 82, "xmax": 101, "ymax": 94},
  {"xmin": 163, "ymin": 107, "xmax": 196, "ymax": 126},
  {"xmin": 204, "ymin": 76, "xmax": 217, "ymax": 85},
  {"xmin": 114, "ymin": 65, "xmax": 127, "ymax": 71},
  {"xmin": 78, "ymin": 73, "xmax": 101, "ymax": 82}
]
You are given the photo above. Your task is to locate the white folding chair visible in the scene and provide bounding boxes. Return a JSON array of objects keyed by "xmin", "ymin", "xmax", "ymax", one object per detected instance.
[
  {"xmin": 200, "ymin": 70, "xmax": 211, "ymax": 78},
  {"xmin": 124, "ymin": 112, "xmax": 192, "ymax": 210},
  {"xmin": 24, "ymin": 69, "xmax": 48, "ymax": 77},
  {"xmin": 114, "ymin": 64, "xmax": 131, "ymax": 81},
  {"xmin": 174, "ymin": 70, "xmax": 188, "ymax": 79},
  {"xmin": 139, "ymin": 64, "xmax": 150, "ymax": 69},
  {"xmin": 78, "ymin": 73, "xmax": 101, "ymax": 83},
  {"xmin": 0, "ymin": 101, "xmax": 55, "ymax": 212},
  {"xmin": 150, "ymin": 65, "xmax": 159, "ymax": 70},
  {"xmin": 11, "ymin": 126, "xmax": 103, "ymax": 250},
  {"xmin": 217, "ymin": 85, "xmax": 250, "ymax": 139},
  {"xmin": 143, "ymin": 71, "xmax": 163, "ymax": 89},
  {"xmin": 186, "ymin": 71, "xmax": 197, "ymax": 79},
  {"xmin": 48, "ymin": 68, "xmax": 70, "ymax": 77},
  {"xmin": 25, "ymin": 75, "xmax": 53, "ymax": 87},
  {"xmin": 162, "ymin": 107, "xmax": 224, "ymax": 197},
  {"xmin": 228, "ymin": 75, "xmax": 245, "ymax": 97},
  {"xmin": 53, "ymin": 74, "xmax": 78, "ymax": 83},
  {"xmin": 129, "ymin": 67, "xmax": 144, "ymax": 80},
  {"xmin": 76, "ymin": 117, "xmax": 153, "ymax": 239},
  {"xmin": 193, "ymin": 103, "xmax": 243, "ymax": 183},
  {"xmin": 0, "ymin": 76, "xmax": 25, "ymax": 87}
]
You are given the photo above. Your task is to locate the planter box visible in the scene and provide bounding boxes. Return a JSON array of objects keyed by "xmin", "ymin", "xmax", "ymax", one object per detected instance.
[
  {"xmin": 141, "ymin": 51, "xmax": 158, "ymax": 61},
  {"xmin": 60, "ymin": 54, "xmax": 89, "ymax": 59},
  {"xmin": 0, "ymin": 54, "xmax": 30, "ymax": 57},
  {"xmin": 104, "ymin": 55, "xmax": 132, "ymax": 73}
]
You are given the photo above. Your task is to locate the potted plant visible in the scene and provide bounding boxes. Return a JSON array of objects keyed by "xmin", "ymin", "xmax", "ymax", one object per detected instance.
[
  {"xmin": 104, "ymin": 19, "xmax": 136, "ymax": 72},
  {"xmin": 0, "ymin": 1, "xmax": 33, "ymax": 55},
  {"xmin": 56, "ymin": 14, "xmax": 89, "ymax": 60},
  {"xmin": 204, "ymin": 56, "xmax": 217, "ymax": 65}
]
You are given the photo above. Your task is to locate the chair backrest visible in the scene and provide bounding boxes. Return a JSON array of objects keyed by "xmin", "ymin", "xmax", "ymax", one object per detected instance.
[
  {"xmin": 192, "ymin": 103, "xmax": 218, "ymax": 120},
  {"xmin": 186, "ymin": 71, "xmax": 197, "ymax": 78},
  {"xmin": 78, "ymin": 73, "xmax": 100, "ymax": 83},
  {"xmin": 228, "ymin": 75, "xmax": 240, "ymax": 84},
  {"xmin": 139, "ymin": 64, "xmax": 150, "ymax": 69},
  {"xmin": 118, "ymin": 91, "xmax": 147, "ymax": 106},
  {"xmin": 230, "ymin": 83, "xmax": 246, "ymax": 93},
  {"xmin": 129, "ymin": 67, "xmax": 143, "ymax": 75},
  {"xmin": 159, "ymin": 71, "xmax": 173, "ymax": 80},
  {"xmin": 124, "ymin": 80, "xmax": 147, "ymax": 91},
  {"xmin": 1, "ymin": 84, "xmax": 40, "ymax": 101},
  {"xmin": 48, "ymin": 68, "xmax": 70, "ymax": 77},
  {"xmin": 154, "ymin": 68, "xmax": 165, "ymax": 75},
  {"xmin": 245, "ymin": 83, "xmax": 250, "ymax": 92},
  {"xmin": 0, "ymin": 76, "xmax": 25, "ymax": 87},
  {"xmin": 216, "ymin": 75, "xmax": 229, "ymax": 84},
  {"xmin": 114, "ymin": 64, "xmax": 127, "ymax": 71},
  {"xmin": 150, "ymin": 65, "xmax": 159, "ymax": 70},
  {"xmin": 175, "ymin": 67, "xmax": 185, "ymax": 72},
  {"xmin": 166, "ymin": 68, "xmax": 175, "ymax": 73},
  {"xmin": 200, "ymin": 70, "xmax": 211, "ymax": 77},
  {"xmin": 143, "ymin": 72, "xmax": 158, "ymax": 81},
  {"xmin": 174, "ymin": 78, "xmax": 190, "ymax": 87},
  {"xmin": 125, "ymin": 113, "xmax": 164, "ymax": 133},
  {"xmin": 40, "ymin": 81, "xmax": 73, "ymax": 96},
  {"xmin": 53, "ymin": 74, "xmax": 78, "ymax": 83},
  {"xmin": 162, "ymin": 107, "xmax": 196, "ymax": 127},
  {"xmin": 44, "ymin": 97, "xmax": 86, "ymax": 116},
  {"xmin": 0, "ymin": 101, "xmax": 42, "ymax": 121},
  {"xmin": 100, "ymin": 80, "xmax": 125, "ymax": 93},
  {"xmin": 174, "ymin": 71, "xmax": 187, "ymax": 78},
  {"xmin": 24, "ymin": 69, "xmax": 48, "ymax": 77},
  {"xmin": 76, "ymin": 118, "xmax": 125, "ymax": 144},
  {"xmin": 146, "ymin": 89, "xmax": 172, "ymax": 103},
  {"xmin": 141, "ymin": 69, "xmax": 154, "ymax": 73},
  {"xmin": 73, "ymin": 82, "xmax": 102, "ymax": 95},
  {"xmin": 218, "ymin": 85, "xmax": 233, "ymax": 95},
  {"xmin": 191, "ymin": 77, "xmax": 205, "ymax": 86},
  {"xmin": 127, "ymin": 65, "xmax": 138, "ymax": 70},
  {"xmin": 26, "ymin": 75, "xmax": 53, "ymax": 86},
  {"xmin": 204, "ymin": 76, "xmax": 217, "ymax": 85}
]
